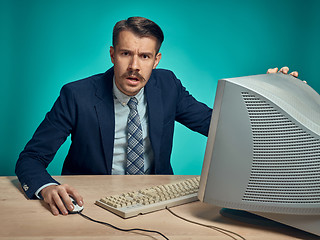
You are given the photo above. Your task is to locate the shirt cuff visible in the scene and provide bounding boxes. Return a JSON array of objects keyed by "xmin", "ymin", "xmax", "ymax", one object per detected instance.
[{"xmin": 35, "ymin": 183, "xmax": 59, "ymax": 199}]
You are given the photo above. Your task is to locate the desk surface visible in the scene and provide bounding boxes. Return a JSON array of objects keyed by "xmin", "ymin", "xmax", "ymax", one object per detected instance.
[{"xmin": 0, "ymin": 175, "xmax": 318, "ymax": 240}]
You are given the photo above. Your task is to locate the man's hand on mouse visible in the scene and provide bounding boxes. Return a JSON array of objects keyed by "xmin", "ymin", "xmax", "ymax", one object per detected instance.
[
  {"xmin": 40, "ymin": 184, "xmax": 84, "ymax": 216},
  {"xmin": 267, "ymin": 66, "xmax": 299, "ymax": 77}
]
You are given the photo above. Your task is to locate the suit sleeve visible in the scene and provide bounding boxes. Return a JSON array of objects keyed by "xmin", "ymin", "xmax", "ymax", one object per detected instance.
[
  {"xmin": 15, "ymin": 85, "xmax": 76, "ymax": 199},
  {"xmin": 173, "ymin": 74, "xmax": 213, "ymax": 136}
]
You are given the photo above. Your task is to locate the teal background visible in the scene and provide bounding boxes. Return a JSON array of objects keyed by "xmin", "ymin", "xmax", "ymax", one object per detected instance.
[{"xmin": 1, "ymin": 0, "xmax": 320, "ymax": 176}]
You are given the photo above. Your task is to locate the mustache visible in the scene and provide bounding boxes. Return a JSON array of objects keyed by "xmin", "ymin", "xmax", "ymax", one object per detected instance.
[{"xmin": 121, "ymin": 71, "xmax": 146, "ymax": 82}]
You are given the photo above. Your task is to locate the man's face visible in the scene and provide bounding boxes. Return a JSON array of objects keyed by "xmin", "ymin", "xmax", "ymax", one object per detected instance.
[{"xmin": 110, "ymin": 30, "xmax": 162, "ymax": 96}]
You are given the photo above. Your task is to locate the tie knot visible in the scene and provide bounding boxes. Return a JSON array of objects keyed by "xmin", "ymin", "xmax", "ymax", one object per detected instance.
[{"xmin": 128, "ymin": 97, "xmax": 138, "ymax": 110}]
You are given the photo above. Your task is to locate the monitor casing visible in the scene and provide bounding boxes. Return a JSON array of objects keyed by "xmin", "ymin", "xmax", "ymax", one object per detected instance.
[{"xmin": 198, "ymin": 73, "xmax": 320, "ymax": 236}]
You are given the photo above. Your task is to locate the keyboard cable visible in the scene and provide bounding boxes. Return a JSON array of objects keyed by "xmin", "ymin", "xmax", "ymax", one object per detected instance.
[
  {"xmin": 166, "ymin": 207, "xmax": 246, "ymax": 240},
  {"xmin": 78, "ymin": 212, "xmax": 169, "ymax": 240},
  {"xmin": 76, "ymin": 208, "xmax": 244, "ymax": 240}
]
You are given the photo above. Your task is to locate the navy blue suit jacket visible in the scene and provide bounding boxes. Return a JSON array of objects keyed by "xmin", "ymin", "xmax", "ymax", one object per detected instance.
[{"xmin": 16, "ymin": 67, "xmax": 212, "ymax": 198}]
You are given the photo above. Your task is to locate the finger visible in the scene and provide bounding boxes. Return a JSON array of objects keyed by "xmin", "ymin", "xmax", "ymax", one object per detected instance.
[
  {"xmin": 59, "ymin": 189, "xmax": 75, "ymax": 212},
  {"xmin": 267, "ymin": 67, "xmax": 278, "ymax": 74},
  {"xmin": 71, "ymin": 193, "xmax": 84, "ymax": 207},
  {"xmin": 279, "ymin": 66, "xmax": 289, "ymax": 74},
  {"xmin": 68, "ymin": 189, "xmax": 84, "ymax": 207},
  {"xmin": 40, "ymin": 186, "xmax": 61, "ymax": 215},
  {"xmin": 64, "ymin": 184, "xmax": 84, "ymax": 207},
  {"xmin": 53, "ymin": 193, "xmax": 68, "ymax": 215},
  {"xmin": 290, "ymin": 71, "xmax": 299, "ymax": 78},
  {"xmin": 49, "ymin": 203, "xmax": 60, "ymax": 216}
]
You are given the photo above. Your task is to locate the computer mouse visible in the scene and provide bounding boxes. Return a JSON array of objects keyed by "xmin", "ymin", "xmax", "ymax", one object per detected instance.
[{"xmin": 67, "ymin": 196, "xmax": 84, "ymax": 214}]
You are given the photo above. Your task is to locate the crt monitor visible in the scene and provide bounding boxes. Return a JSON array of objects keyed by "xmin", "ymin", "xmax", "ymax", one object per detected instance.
[{"xmin": 198, "ymin": 73, "xmax": 320, "ymax": 236}]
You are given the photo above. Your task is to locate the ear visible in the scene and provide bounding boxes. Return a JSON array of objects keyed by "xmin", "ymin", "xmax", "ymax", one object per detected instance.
[
  {"xmin": 110, "ymin": 46, "xmax": 115, "ymax": 64},
  {"xmin": 153, "ymin": 52, "xmax": 162, "ymax": 69}
]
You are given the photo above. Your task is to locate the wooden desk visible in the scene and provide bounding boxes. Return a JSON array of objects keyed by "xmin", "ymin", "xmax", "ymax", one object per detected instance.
[{"xmin": 0, "ymin": 175, "xmax": 318, "ymax": 240}]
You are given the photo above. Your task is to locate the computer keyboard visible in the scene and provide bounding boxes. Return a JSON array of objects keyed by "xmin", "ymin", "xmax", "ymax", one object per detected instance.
[{"xmin": 95, "ymin": 176, "xmax": 200, "ymax": 218}]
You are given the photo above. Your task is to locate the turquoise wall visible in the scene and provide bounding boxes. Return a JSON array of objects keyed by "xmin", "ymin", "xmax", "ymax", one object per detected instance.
[{"xmin": 1, "ymin": 0, "xmax": 320, "ymax": 176}]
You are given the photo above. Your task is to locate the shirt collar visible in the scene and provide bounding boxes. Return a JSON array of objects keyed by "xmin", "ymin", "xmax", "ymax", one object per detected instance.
[{"xmin": 113, "ymin": 76, "xmax": 144, "ymax": 106}]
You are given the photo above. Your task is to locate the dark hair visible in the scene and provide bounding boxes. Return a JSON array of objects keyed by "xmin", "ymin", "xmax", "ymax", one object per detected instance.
[{"xmin": 113, "ymin": 17, "xmax": 164, "ymax": 54}]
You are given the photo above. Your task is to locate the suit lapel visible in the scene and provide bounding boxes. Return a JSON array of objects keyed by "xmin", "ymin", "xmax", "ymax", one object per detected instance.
[
  {"xmin": 93, "ymin": 68, "xmax": 164, "ymax": 174},
  {"xmin": 145, "ymin": 75, "xmax": 163, "ymax": 166},
  {"xmin": 94, "ymin": 69, "xmax": 115, "ymax": 174}
]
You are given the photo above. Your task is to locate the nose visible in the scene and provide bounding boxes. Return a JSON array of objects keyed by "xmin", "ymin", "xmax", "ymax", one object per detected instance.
[{"xmin": 128, "ymin": 55, "xmax": 140, "ymax": 72}]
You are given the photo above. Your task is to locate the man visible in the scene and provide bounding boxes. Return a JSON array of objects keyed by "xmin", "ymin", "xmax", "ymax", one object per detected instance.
[{"xmin": 15, "ymin": 17, "xmax": 297, "ymax": 216}]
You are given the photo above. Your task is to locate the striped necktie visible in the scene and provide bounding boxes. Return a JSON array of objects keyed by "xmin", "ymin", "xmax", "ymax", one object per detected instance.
[{"xmin": 126, "ymin": 97, "xmax": 144, "ymax": 174}]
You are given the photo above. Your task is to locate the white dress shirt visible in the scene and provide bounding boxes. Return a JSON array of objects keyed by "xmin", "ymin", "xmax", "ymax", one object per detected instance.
[{"xmin": 112, "ymin": 77, "xmax": 154, "ymax": 174}]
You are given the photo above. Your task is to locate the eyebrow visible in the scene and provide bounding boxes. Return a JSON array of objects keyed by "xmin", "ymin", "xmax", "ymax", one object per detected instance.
[{"xmin": 118, "ymin": 48, "xmax": 154, "ymax": 56}]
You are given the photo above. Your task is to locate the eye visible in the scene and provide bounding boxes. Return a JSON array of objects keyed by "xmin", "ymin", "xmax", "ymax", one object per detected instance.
[
  {"xmin": 142, "ymin": 54, "xmax": 150, "ymax": 59},
  {"xmin": 121, "ymin": 51, "xmax": 130, "ymax": 56}
]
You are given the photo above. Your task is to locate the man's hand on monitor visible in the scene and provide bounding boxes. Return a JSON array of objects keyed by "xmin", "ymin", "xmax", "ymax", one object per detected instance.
[
  {"xmin": 267, "ymin": 66, "xmax": 299, "ymax": 78},
  {"xmin": 40, "ymin": 184, "xmax": 84, "ymax": 216}
]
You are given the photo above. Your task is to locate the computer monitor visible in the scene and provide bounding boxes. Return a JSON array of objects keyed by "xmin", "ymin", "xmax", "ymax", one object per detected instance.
[{"xmin": 198, "ymin": 73, "xmax": 320, "ymax": 236}]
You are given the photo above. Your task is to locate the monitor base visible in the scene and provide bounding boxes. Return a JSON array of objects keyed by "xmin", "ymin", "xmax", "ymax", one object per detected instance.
[
  {"xmin": 219, "ymin": 208, "xmax": 284, "ymax": 227},
  {"xmin": 219, "ymin": 208, "xmax": 320, "ymax": 237}
]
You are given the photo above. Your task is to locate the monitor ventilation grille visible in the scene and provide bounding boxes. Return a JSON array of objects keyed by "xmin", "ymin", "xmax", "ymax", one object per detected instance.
[{"xmin": 241, "ymin": 92, "xmax": 320, "ymax": 204}]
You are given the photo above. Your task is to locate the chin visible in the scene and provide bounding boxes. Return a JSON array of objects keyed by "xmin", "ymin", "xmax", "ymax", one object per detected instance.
[
  {"xmin": 124, "ymin": 88, "xmax": 140, "ymax": 96},
  {"xmin": 126, "ymin": 86, "xmax": 143, "ymax": 95}
]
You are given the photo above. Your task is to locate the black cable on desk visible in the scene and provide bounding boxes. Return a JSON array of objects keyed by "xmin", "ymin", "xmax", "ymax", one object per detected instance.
[
  {"xmin": 166, "ymin": 207, "xmax": 246, "ymax": 240},
  {"xmin": 78, "ymin": 212, "xmax": 169, "ymax": 240}
]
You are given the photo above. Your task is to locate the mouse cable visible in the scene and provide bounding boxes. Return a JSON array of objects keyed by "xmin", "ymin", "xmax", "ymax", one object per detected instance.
[
  {"xmin": 78, "ymin": 212, "xmax": 169, "ymax": 240},
  {"xmin": 166, "ymin": 207, "xmax": 246, "ymax": 240}
]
